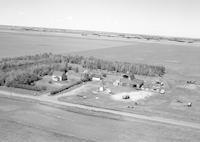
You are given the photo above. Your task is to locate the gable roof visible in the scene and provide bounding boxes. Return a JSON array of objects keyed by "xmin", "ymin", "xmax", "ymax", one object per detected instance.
[{"xmin": 52, "ymin": 71, "xmax": 63, "ymax": 77}]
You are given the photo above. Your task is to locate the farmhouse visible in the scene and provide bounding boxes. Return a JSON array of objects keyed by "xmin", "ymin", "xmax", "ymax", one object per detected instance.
[
  {"xmin": 52, "ymin": 71, "xmax": 66, "ymax": 81},
  {"xmin": 113, "ymin": 80, "xmax": 120, "ymax": 86}
]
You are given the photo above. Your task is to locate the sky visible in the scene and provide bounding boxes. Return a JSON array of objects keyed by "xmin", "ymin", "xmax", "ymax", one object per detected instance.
[{"xmin": 0, "ymin": 0, "xmax": 200, "ymax": 38}]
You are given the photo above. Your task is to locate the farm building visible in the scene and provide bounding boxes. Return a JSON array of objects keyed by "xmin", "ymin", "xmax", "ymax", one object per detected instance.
[
  {"xmin": 52, "ymin": 71, "xmax": 67, "ymax": 81},
  {"xmin": 98, "ymin": 86, "xmax": 105, "ymax": 92},
  {"xmin": 113, "ymin": 80, "xmax": 120, "ymax": 86},
  {"xmin": 120, "ymin": 78, "xmax": 144, "ymax": 89},
  {"xmin": 91, "ymin": 74, "xmax": 103, "ymax": 81}
]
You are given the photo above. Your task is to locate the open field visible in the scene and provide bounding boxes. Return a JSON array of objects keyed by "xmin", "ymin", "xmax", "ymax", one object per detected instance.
[
  {"xmin": 76, "ymin": 42, "xmax": 200, "ymax": 78},
  {"xmin": 0, "ymin": 31, "xmax": 130, "ymax": 58},
  {"xmin": 1, "ymin": 25, "xmax": 200, "ymax": 45},
  {"xmin": 1, "ymin": 96, "xmax": 200, "ymax": 142}
]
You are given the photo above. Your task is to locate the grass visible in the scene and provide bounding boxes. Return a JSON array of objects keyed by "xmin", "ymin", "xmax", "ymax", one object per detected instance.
[{"xmin": 0, "ymin": 86, "xmax": 40, "ymax": 96}]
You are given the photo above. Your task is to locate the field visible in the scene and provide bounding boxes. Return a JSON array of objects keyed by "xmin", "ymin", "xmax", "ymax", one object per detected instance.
[
  {"xmin": 1, "ymin": 97, "xmax": 200, "ymax": 142},
  {"xmin": 0, "ymin": 30, "xmax": 130, "ymax": 58},
  {"xmin": 76, "ymin": 42, "xmax": 200, "ymax": 78}
]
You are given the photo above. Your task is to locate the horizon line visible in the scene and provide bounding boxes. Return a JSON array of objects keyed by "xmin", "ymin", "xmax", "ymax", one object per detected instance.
[{"xmin": 0, "ymin": 24, "xmax": 199, "ymax": 40}]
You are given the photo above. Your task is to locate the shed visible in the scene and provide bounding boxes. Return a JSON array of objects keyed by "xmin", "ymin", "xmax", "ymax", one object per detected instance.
[
  {"xmin": 98, "ymin": 86, "xmax": 105, "ymax": 92},
  {"xmin": 92, "ymin": 74, "xmax": 102, "ymax": 81},
  {"xmin": 113, "ymin": 80, "xmax": 120, "ymax": 86}
]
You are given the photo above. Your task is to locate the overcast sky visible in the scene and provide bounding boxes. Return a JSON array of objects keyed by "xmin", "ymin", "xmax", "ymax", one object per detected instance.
[{"xmin": 0, "ymin": 0, "xmax": 200, "ymax": 38}]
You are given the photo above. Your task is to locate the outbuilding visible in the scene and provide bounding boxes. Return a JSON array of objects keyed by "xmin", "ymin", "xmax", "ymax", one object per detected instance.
[{"xmin": 92, "ymin": 74, "xmax": 102, "ymax": 81}]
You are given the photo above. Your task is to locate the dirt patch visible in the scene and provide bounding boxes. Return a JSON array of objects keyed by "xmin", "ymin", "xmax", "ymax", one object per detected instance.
[
  {"xmin": 184, "ymin": 84, "xmax": 198, "ymax": 90},
  {"xmin": 178, "ymin": 84, "xmax": 199, "ymax": 90},
  {"xmin": 111, "ymin": 91, "xmax": 154, "ymax": 102}
]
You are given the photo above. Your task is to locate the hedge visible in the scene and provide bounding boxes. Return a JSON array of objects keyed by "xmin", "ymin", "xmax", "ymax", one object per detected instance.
[{"xmin": 50, "ymin": 80, "xmax": 82, "ymax": 95}]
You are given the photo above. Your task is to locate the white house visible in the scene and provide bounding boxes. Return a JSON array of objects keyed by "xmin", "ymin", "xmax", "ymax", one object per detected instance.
[
  {"xmin": 52, "ymin": 71, "xmax": 64, "ymax": 81},
  {"xmin": 113, "ymin": 80, "xmax": 120, "ymax": 86},
  {"xmin": 92, "ymin": 77, "xmax": 101, "ymax": 81},
  {"xmin": 92, "ymin": 74, "xmax": 102, "ymax": 81}
]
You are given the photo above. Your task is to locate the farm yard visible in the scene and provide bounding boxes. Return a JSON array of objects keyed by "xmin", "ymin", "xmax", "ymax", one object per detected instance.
[{"xmin": 58, "ymin": 72, "xmax": 200, "ymax": 123}]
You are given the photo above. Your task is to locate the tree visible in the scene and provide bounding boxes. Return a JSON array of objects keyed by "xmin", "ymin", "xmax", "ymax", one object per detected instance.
[
  {"xmin": 81, "ymin": 72, "xmax": 91, "ymax": 82},
  {"xmin": 60, "ymin": 62, "xmax": 69, "ymax": 73},
  {"xmin": 62, "ymin": 73, "xmax": 68, "ymax": 81},
  {"xmin": 0, "ymin": 73, "xmax": 7, "ymax": 86},
  {"xmin": 75, "ymin": 67, "xmax": 79, "ymax": 73}
]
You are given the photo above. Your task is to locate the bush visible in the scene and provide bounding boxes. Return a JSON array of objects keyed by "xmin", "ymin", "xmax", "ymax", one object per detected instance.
[
  {"xmin": 7, "ymin": 82, "xmax": 46, "ymax": 91},
  {"xmin": 14, "ymin": 73, "xmax": 41, "ymax": 85},
  {"xmin": 102, "ymin": 73, "xmax": 107, "ymax": 78},
  {"xmin": 62, "ymin": 73, "xmax": 68, "ymax": 81},
  {"xmin": 68, "ymin": 65, "xmax": 72, "ymax": 70},
  {"xmin": 0, "ymin": 73, "xmax": 8, "ymax": 86},
  {"xmin": 32, "ymin": 65, "xmax": 52, "ymax": 76},
  {"xmin": 60, "ymin": 62, "xmax": 69, "ymax": 73},
  {"xmin": 81, "ymin": 73, "xmax": 92, "ymax": 82},
  {"xmin": 75, "ymin": 67, "xmax": 79, "ymax": 73}
]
